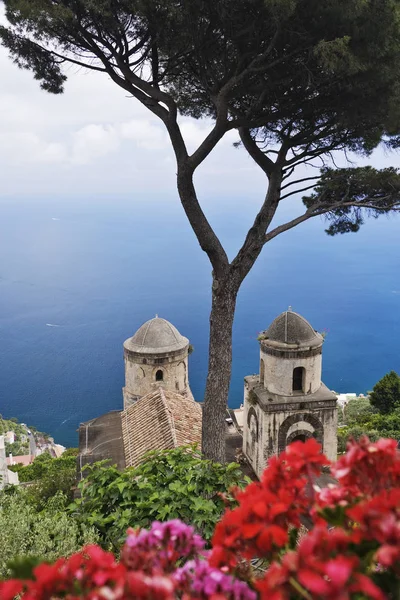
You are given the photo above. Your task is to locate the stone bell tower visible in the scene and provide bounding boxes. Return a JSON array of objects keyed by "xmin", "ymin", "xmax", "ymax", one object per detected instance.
[
  {"xmin": 243, "ymin": 308, "xmax": 337, "ymax": 478},
  {"xmin": 123, "ymin": 316, "xmax": 193, "ymax": 408}
]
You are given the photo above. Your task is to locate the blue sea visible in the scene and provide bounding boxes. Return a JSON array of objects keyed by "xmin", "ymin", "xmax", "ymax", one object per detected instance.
[{"xmin": 0, "ymin": 195, "xmax": 399, "ymax": 447}]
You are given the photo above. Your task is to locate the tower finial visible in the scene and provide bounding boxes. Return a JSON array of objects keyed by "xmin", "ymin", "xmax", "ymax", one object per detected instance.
[
  {"xmin": 155, "ymin": 313, "xmax": 158, "ymax": 318},
  {"xmin": 288, "ymin": 305, "xmax": 292, "ymax": 312}
]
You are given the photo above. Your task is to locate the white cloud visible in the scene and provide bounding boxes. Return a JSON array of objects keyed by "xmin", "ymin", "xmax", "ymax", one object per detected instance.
[
  {"xmin": 120, "ymin": 119, "xmax": 167, "ymax": 150},
  {"xmin": 70, "ymin": 124, "xmax": 120, "ymax": 165},
  {"xmin": 37, "ymin": 142, "xmax": 68, "ymax": 164},
  {"xmin": 0, "ymin": 132, "xmax": 66, "ymax": 165},
  {"xmin": 180, "ymin": 121, "xmax": 211, "ymax": 152}
]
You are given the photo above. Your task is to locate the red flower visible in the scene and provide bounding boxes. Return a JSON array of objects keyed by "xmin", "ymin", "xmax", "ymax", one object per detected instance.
[
  {"xmin": 257, "ymin": 527, "xmax": 385, "ymax": 600},
  {"xmin": 2, "ymin": 438, "xmax": 400, "ymax": 600},
  {"xmin": 346, "ymin": 489, "xmax": 400, "ymax": 571},
  {"xmin": 283, "ymin": 438, "xmax": 328, "ymax": 475},
  {"xmin": 332, "ymin": 437, "xmax": 400, "ymax": 495},
  {"xmin": 0, "ymin": 579, "xmax": 23, "ymax": 600},
  {"xmin": 211, "ymin": 440, "xmax": 328, "ymax": 568}
]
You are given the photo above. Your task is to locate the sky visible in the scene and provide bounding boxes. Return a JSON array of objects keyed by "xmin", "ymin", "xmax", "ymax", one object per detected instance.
[
  {"xmin": 0, "ymin": 6, "xmax": 399, "ymax": 205},
  {"xmin": 0, "ymin": 21, "xmax": 264, "ymax": 200}
]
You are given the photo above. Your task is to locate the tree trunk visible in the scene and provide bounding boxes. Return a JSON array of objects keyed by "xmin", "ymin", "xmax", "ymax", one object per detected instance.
[
  {"xmin": 201, "ymin": 276, "xmax": 238, "ymax": 463},
  {"xmin": 176, "ymin": 164, "xmax": 282, "ymax": 464}
]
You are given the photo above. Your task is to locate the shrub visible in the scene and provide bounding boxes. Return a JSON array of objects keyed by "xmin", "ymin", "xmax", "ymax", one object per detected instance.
[
  {"xmin": 2, "ymin": 437, "xmax": 400, "ymax": 599},
  {"xmin": 70, "ymin": 445, "xmax": 248, "ymax": 549},
  {"xmin": 370, "ymin": 370, "xmax": 400, "ymax": 414},
  {"xmin": 62, "ymin": 447, "xmax": 79, "ymax": 457},
  {"xmin": 9, "ymin": 453, "xmax": 77, "ymax": 509},
  {"xmin": 0, "ymin": 489, "xmax": 98, "ymax": 578}
]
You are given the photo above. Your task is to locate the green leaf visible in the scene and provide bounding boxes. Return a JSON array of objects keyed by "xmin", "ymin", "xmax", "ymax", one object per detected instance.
[{"xmin": 6, "ymin": 555, "xmax": 43, "ymax": 580}]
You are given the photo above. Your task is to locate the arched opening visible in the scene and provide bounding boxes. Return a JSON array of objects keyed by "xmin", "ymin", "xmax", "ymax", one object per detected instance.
[
  {"xmin": 278, "ymin": 415, "xmax": 324, "ymax": 454},
  {"xmin": 155, "ymin": 370, "xmax": 163, "ymax": 381},
  {"xmin": 291, "ymin": 434, "xmax": 307, "ymax": 443},
  {"xmin": 177, "ymin": 362, "xmax": 187, "ymax": 388},
  {"xmin": 246, "ymin": 407, "xmax": 259, "ymax": 460},
  {"xmin": 292, "ymin": 367, "xmax": 305, "ymax": 392},
  {"xmin": 260, "ymin": 359, "xmax": 265, "ymax": 385}
]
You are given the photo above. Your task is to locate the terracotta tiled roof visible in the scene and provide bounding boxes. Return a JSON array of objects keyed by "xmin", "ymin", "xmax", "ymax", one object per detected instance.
[
  {"xmin": 121, "ymin": 387, "xmax": 202, "ymax": 468},
  {"xmin": 6, "ymin": 454, "xmax": 33, "ymax": 467}
]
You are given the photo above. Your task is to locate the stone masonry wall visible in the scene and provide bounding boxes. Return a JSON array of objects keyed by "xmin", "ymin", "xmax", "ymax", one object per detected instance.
[
  {"xmin": 243, "ymin": 378, "xmax": 338, "ymax": 479},
  {"xmin": 123, "ymin": 348, "xmax": 189, "ymax": 408},
  {"xmin": 260, "ymin": 348, "xmax": 322, "ymax": 396}
]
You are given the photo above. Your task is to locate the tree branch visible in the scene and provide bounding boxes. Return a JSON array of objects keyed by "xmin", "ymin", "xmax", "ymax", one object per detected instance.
[
  {"xmin": 280, "ymin": 184, "xmax": 319, "ymax": 200},
  {"xmin": 229, "ymin": 170, "xmax": 283, "ymax": 281},
  {"xmin": 238, "ymin": 128, "xmax": 275, "ymax": 176},
  {"xmin": 280, "ymin": 176, "xmax": 321, "ymax": 191},
  {"xmin": 177, "ymin": 166, "xmax": 229, "ymax": 277},
  {"xmin": 265, "ymin": 200, "xmax": 400, "ymax": 244},
  {"xmin": 264, "ymin": 206, "xmax": 326, "ymax": 243},
  {"xmin": 188, "ymin": 121, "xmax": 229, "ymax": 169},
  {"xmin": 217, "ymin": 26, "xmax": 281, "ymax": 99}
]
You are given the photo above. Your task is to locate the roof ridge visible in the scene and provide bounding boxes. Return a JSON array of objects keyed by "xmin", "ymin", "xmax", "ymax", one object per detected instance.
[
  {"xmin": 127, "ymin": 318, "xmax": 188, "ymax": 353},
  {"xmin": 164, "ymin": 319, "xmax": 179, "ymax": 343},
  {"xmin": 159, "ymin": 387, "xmax": 178, "ymax": 447},
  {"xmin": 265, "ymin": 310, "xmax": 321, "ymax": 345},
  {"xmin": 284, "ymin": 311, "xmax": 288, "ymax": 343},
  {"xmin": 288, "ymin": 311, "xmax": 316, "ymax": 334},
  {"xmin": 140, "ymin": 319, "xmax": 153, "ymax": 348}
]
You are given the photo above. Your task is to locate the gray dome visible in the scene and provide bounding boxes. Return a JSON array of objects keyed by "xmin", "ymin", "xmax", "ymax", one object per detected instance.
[
  {"xmin": 263, "ymin": 310, "xmax": 322, "ymax": 347},
  {"xmin": 125, "ymin": 317, "xmax": 189, "ymax": 354}
]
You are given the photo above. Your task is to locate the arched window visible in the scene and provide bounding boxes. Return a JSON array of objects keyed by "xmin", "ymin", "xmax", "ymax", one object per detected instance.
[
  {"xmin": 155, "ymin": 370, "xmax": 163, "ymax": 382},
  {"xmin": 292, "ymin": 367, "xmax": 305, "ymax": 392},
  {"xmin": 260, "ymin": 359, "xmax": 265, "ymax": 385}
]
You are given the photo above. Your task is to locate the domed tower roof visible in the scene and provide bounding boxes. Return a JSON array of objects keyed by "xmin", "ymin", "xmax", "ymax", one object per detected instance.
[
  {"xmin": 263, "ymin": 310, "xmax": 323, "ymax": 348},
  {"xmin": 124, "ymin": 317, "xmax": 189, "ymax": 355}
]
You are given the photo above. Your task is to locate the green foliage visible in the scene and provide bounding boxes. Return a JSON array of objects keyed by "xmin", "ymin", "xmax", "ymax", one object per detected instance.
[
  {"xmin": 9, "ymin": 453, "xmax": 77, "ymax": 510},
  {"xmin": 0, "ymin": 489, "xmax": 98, "ymax": 578},
  {"xmin": 0, "ymin": 417, "xmax": 46, "ymax": 456},
  {"xmin": 71, "ymin": 446, "xmax": 248, "ymax": 550},
  {"xmin": 0, "ymin": 417, "xmax": 28, "ymax": 438},
  {"xmin": 337, "ymin": 388, "xmax": 400, "ymax": 452},
  {"xmin": 5, "ymin": 440, "xmax": 30, "ymax": 456},
  {"xmin": 337, "ymin": 397, "xmax": 377, "ymax": 427},
  {"xmin": 337, "ymin": 425, "xmax": 380, "ymax": 454},
  {"xmin": 62, "ymin": 447, "xmax": 79, "ymax": 457},
  {"xmin": 8, "ymin": 452, "xmax": 51, "ymax": 481},
  {"xmin": 369, "ymin": 371, "xmax": 400, "ymax": 414},
  {"xmin": 344, "ymin": 397, "xmax": 376, "ymax": 423},
  {"xmin": 303, "ymin": 168, "xmax": 400, "ymax": 235}
]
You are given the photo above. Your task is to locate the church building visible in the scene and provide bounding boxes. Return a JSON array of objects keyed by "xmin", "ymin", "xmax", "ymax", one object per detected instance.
[
  {"xmin": 123, "ymin": 316, "xmax": 193, "ymax": 406},
  {"xmin": 78, "ymin": 317, "xmax": 201, "ymax": 476},
  {"xmin": 242, "ymin": 308, "xmax": 338, "ymax": 478},
  {"xmin": 78, "ymin": 310, "xmax": 338, "ymax": 479}
]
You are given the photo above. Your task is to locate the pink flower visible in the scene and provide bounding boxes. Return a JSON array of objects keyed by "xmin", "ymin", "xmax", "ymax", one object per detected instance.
[{"xmin": 175, "ymin": 560, "xmax": 256, "ymax": 600}]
